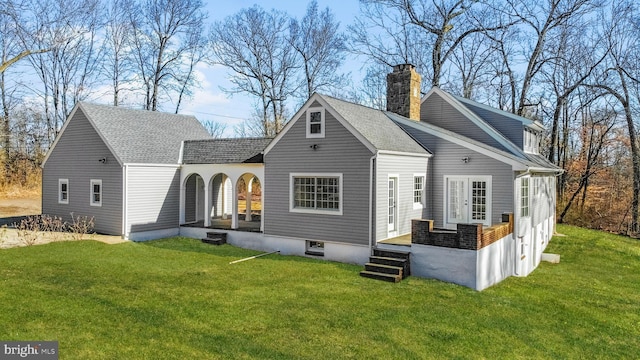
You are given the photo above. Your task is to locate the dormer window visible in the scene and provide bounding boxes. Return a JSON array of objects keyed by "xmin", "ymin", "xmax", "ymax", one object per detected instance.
[
  {"xmin": 306, "ymin": 107, "xmax": 325, "ymax": 138},
  {"xmin": 524, "ymin": 128, "xmax": 539, "ymax": 154}
]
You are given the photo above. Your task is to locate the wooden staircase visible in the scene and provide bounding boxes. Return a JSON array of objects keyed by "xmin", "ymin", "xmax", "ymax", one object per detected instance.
[
  {"xmin": 201, "ymin": 232, "xmax": 227, "ymax": 245},
  {"xmin": 359, "ymin": 248, "xmax": 411, "ymax": 283}
]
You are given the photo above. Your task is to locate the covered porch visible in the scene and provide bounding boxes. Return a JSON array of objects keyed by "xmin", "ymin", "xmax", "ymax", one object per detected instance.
[{"xmin": 180, "ymin": 163, "xmax": 264, "ymax": 232}]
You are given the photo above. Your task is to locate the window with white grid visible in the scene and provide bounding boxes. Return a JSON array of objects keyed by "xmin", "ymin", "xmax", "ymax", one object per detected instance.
[
  {"xmin": 291, "ymin": 174, "xmax": 342, "ymax": 215},
  {"xmin": 413, "ymin": 175, "xmax": 424, "ymax": 208}
]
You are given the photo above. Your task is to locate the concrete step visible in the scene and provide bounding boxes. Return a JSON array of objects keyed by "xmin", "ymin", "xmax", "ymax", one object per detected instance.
[
  {"xmin": 359, "ymin": 270, "xmax": 401, "ymax": 283},
  {"xmin": 365, "ymin": 263, "xmax": 403, "ymax": 276}
]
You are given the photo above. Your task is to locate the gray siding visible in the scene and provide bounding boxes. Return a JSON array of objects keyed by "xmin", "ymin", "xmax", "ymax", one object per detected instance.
[
  {"xmin": 375, "ymin": 154, "xmax": 428, "ymax": 241},
  {"xmin": 463, "ymin": 102, "xmax": 524, "ymax": 147},
  {"xmin": 126, "ymin": 165, "xmax": 180, "ymax": 233},
  {"xmin": 402, "ymin": 126, "xmax": 514, "ymax": 227},
  {"xmin": 264, "ymin": 106, "xmax": 374, "ymax": 245},
  {"xmin": 42, "ymin": 110, "xmax": 123, "ymax": 235},
  {"xmin": 421, "ymin": 95, "xmax": 508, "ymax": 152}
]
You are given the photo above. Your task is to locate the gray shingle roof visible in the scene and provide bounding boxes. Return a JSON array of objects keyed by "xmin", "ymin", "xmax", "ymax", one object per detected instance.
[
  {"xmin": 389, "ymin": 112, "xmax": 562, "ymax": 172},
  {"xmin": 319, "ymin": 94, "xmax": 430, "ymax": 155},
  {"xmin": 182, "ymin": 138, "xmax": 272, "ymax": 164},
  {"xmin": 79, "ymin": 102, "xmax": 211, "ymax": 164}
]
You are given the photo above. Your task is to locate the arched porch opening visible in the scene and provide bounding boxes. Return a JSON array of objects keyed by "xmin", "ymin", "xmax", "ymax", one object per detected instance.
[
  {"xmin": 183, "ymin": 173, "xmax": 205, "ymax": 224},
  {"xmin": 210, "ymin": 173, "xmax": 232, "ymax": 220},
  {"xmin": 236, "ymin": 173, "xmax": 262, "ymax": 231}
]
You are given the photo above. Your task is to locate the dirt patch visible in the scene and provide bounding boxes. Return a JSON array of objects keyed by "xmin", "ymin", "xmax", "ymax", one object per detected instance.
[
  {"xmin": 0, "ymin": 197, "xmax": 41, "ymax": 218},
  {"xmin": 0, "ymin": 228, "xmax": 128, "ymax": 249}
]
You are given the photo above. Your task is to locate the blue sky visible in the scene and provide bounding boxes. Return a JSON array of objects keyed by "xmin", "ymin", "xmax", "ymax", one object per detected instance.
[{"xmin": 178, "ymin": 0, "xmax": 362, "ymax": 135}]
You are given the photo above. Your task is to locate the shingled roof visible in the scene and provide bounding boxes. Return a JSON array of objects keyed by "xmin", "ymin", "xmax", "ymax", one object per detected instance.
[
  {"xmin": 319, "ymin": 94, "xmax": 432, "ymax": 154},
  {"xmin": 75, "ymin": 102, "xmax": 211, "ymax": 164},
  {"xmin": 182, "ymin": 138, "xmax": 272, "ymax": 164}
]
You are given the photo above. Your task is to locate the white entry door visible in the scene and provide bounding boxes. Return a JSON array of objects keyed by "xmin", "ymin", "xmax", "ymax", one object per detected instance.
[
  {"xmin": 388, "ymin": 177, "xmax": 398, "ymax": 235},
  {"xmin": 445, "ymin": 176, "xmax": 491, "ymax": 227}
]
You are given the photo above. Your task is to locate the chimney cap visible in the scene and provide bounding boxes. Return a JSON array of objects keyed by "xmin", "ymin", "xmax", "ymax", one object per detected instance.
[{"xmin": 393, "ymin": 63, "xmax": 416, "ymax": 72}]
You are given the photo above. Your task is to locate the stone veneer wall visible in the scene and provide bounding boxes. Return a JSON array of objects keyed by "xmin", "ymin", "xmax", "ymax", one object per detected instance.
[
  {"xmin": 412, "ymin": 213, "xmax": 514, "ymax": 250},
  {"xmin": 386, "ymin": 64, "xmax": 421, "ymax": 121}
]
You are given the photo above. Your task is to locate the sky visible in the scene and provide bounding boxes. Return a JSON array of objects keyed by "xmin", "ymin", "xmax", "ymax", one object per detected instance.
[{"xmin": 176, "ymin": 0, "xmax": 363, "ymax": 136}]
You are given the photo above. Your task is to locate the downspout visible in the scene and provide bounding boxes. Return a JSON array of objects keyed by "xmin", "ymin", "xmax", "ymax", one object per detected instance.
[{"xmin": 369, "ymin": 152, "xmax": 377, "ymax": 254}]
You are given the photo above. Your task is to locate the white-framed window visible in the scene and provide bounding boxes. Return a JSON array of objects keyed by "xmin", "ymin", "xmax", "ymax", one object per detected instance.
[
  {"xmin": 521, "ymin": 177, "xmax": 530, "ymax": 217},
  {"xmin": 290, "ymin": 173, "xmax": 342, "ymax": 215},
  {"xmin": 413, "ymin": 174, "xmax": 425, "ymax": 209},
  {"xmin": 58, "ymin": 179, "xmax": 69, "ymax": 204},
  {"xmin": 305, "ymin": 240, "xmax": 325, "ymax": 256},
  {"xmin": 524, "ymin": 129, "xmax": 539, "ymax": 154},
  {"xmin": 90, "ymin": 179, "xmax": 102, "ymax": 207},
  {"xmin": 306, "ymin": 107, "xmax": 325, "ymax": 138}
]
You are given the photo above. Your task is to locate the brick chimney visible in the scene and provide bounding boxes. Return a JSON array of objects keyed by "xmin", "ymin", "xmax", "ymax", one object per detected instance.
[{"xmin": 386, "ymin": 64, "xmax": 421, "ymax": 121}]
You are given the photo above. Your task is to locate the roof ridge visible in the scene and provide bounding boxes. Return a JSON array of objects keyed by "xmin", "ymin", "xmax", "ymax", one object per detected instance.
[{"xmin": 79, "ymin": 101, "xmax": 198, "ymax": 119}]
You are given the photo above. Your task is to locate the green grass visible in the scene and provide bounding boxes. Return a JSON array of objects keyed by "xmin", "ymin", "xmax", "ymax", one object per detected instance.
[{"xmin": 1, "ymin": 224, "xmax": 638, "ymax": 359}]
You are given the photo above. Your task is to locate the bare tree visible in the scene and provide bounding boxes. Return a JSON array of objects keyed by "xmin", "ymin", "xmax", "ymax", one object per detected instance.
[
  {"xmin": 209, "ymin": 5, "xmax": 296, "ymax": 136},
  {"xmin": 130, "ymin": 0, "xmax": 206, "ymax": 111},
  {"xmin": 558, "ymin": 96, "xmax": 617, "ymax": 223},
  {"xmin": 290, "ymin": 0, "xmax": 348, "ymax": 100},
  {"xmin": 500, "ymin": 0, "xmax": 598, "ymax": 116},
  {"xmin": 200, "ymin": 119, "xmax": 226, "ymax": 138},
  {"xmin": 352, "ymin": 0, "xmax": 513, "ymax": 88},
  {"xmin": 349, "ymin": 63, "xmax": 389, "ymax": 110},
  {"xmin": 541, "ymin": 20, "xmax": 608, "ymax": 165},
  {"xmin": 28, "ymin": 0, "xmax": 102, "ymax": 143},
  {"xmin": 174, "ymin": 29, "xmax": 207, "ymax": 113},
  {"xmin": 586, "ymin": 0, "xmax": 640, "ymax": 233},
  {"xmin": 102, "ymin": 0, "xmax": 135, "ymax": 106}
]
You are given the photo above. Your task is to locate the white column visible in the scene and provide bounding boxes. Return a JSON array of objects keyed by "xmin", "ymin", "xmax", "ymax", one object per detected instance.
[
  {"xmin": 244, "ymin": 175, "xmax": 253, "ymax": 222},
  {"xmin": 204, "ymin": 179, "xmax": 211, "ymax": 227},
  {"xmin": 179, "ymin": 183, "xmax": 185, "ymax": 224},
  {"xmin": 222, "ymin": 175, "xmax": 228, "ymax": 220},
  {"xmin": 260, "ymin": 177, "xmax": 265, "ymax": 232},
  {"xmin": 231, "ymin": 177, "xmax": 239, "ymax": 229}
]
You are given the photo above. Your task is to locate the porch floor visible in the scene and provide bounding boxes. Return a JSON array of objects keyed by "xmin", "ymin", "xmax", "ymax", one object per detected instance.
[
  {"xmin": 378, "ymin": 233, "xmax": 411, "ymax": 246},
  {"xmin": 181, "ymin": 217, "xmax": 261, "ymax": 232}
]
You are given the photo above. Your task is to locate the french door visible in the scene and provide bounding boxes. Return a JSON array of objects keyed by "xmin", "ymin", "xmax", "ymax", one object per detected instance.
[
  {"xmin": 445, "ymin": 176, "xmax": 491, "ymax": 227},
  {"xmin": 388, "ymin": 177, "xmax": 398, "ymax": 235}
]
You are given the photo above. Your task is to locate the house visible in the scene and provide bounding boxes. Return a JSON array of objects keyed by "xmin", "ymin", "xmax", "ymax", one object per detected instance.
[
  {"xmin": 42, "ymin": 64, "xmax": 561, "ymax": 290},
  {"xmin": 41, "ymin": 102, "xmax": 211, "ymax": 240}
]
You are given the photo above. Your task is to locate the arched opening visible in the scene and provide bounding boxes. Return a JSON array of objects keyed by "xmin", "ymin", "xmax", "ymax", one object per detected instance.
[
  {"xmin": 237, "ymin": 173, "xmax": 262, "ymax": 231},
  {"xmin": 183, "ymin": 173, "xmax": 205, "ymax": 224},
  {"xmin": 210, "ymin": 173, "xmax": 232, "ymax": 220}
]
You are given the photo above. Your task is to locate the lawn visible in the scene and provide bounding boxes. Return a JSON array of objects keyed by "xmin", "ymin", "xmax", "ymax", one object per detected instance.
[{"xmin": 1, "ymin": 224, "xmax": 638, "ymax": 359}]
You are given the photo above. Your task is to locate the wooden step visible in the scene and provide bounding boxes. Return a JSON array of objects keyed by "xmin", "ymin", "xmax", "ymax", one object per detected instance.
[
  {"xmin": 369, "ymin": 255, "xmax": 407, "ymax": 267},
  {"xmin": 206, "ymin": 232, "xmax": 227, "ymax": 240},
  {"xmin": 359, "ymin": 270, "xmax": 401, "ymax": 283},
  {"xmin": 365, "ymin": 263, "xmax": 403, "ymax": 276},
  {"xmin": 373, "ymin": 248, "xmax": 410, "ymax": 260},
  {"xmin": 201, "ymin": 238, "xmax": 226, "ymax": 245},
  {"xmin": 372, "ymin": 248, "xmax": 411, "ymax": 278}
]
